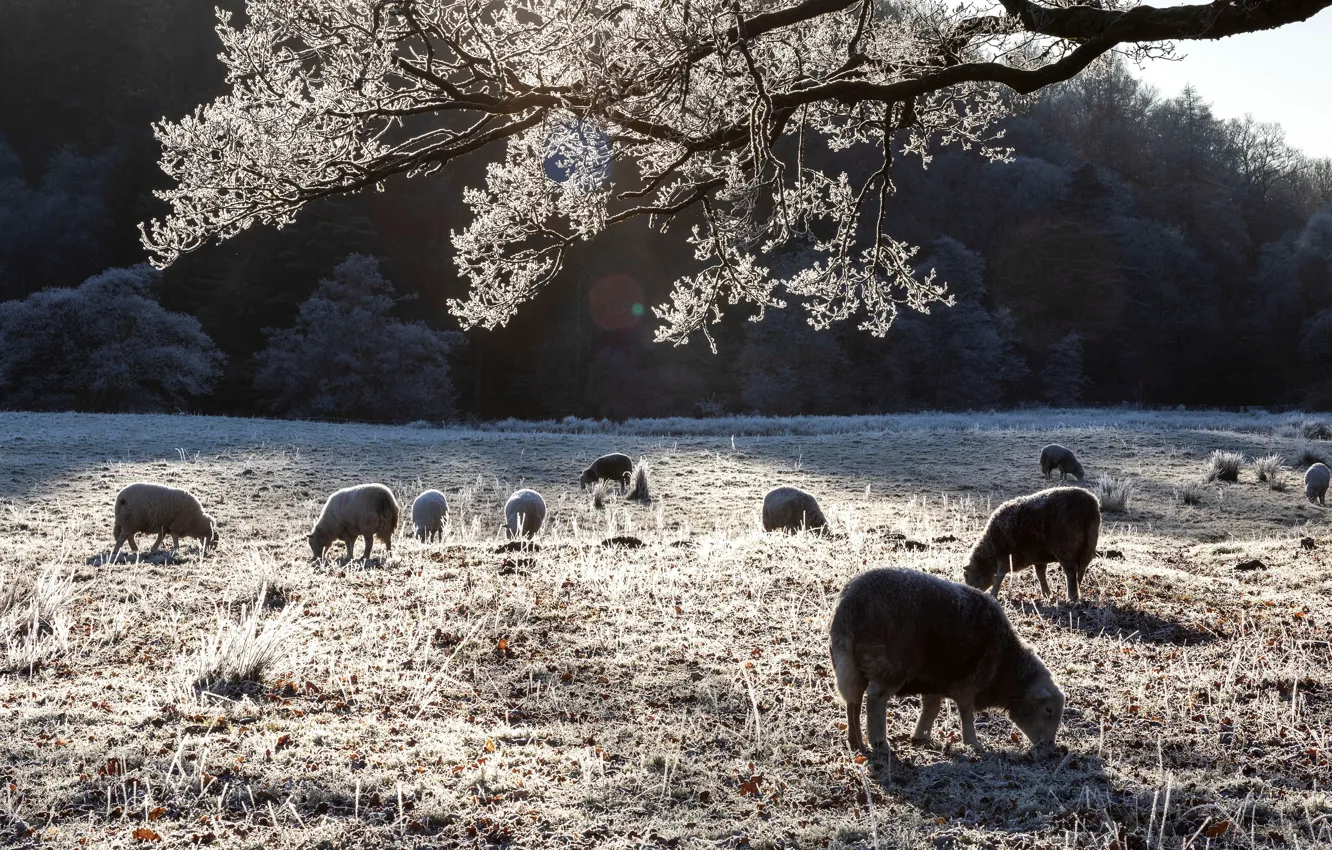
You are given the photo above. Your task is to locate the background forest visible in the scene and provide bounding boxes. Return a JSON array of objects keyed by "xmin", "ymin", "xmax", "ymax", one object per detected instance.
[{"xmin": 3, "ymin": 0, "xmax": 1332, "ymax": 421}]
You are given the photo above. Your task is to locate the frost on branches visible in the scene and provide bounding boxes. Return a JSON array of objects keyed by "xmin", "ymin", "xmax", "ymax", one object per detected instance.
[{"xmin": 140, "ymin": 0, "xmax": 1332, "ymax": 347}]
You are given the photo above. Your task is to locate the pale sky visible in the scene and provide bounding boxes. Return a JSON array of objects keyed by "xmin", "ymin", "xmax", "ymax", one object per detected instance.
[{"xmin": 1131, "ymin": 7, "xmax": 1332, "ymax": 159}]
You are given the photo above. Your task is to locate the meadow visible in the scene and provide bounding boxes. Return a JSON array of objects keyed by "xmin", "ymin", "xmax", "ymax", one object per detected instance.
[{"xmin": 2, "ymin": 409, "xmax": 1331, "ymax": 849}]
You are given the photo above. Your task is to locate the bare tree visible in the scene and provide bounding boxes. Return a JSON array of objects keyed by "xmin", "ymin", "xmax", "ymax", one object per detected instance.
[{"xmin": 139, "ymin": 0, "xmax": 1332, "ymax": 347}]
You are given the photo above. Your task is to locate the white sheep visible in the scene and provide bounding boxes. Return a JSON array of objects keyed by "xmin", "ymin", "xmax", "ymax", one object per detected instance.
[
  {"xmin": 505, "ymin": 489, "xmax": 547, "ymax": 539},
  {"xmin": 111, "ymin": 482, "xmax": 218, "ymax": 562},
  {"xmin": 309, "ymin": 484, "xmax": 400, "ymax": 564},
  {"xmin": 412, "ymin": 489, "xmax": 449, "ymax": 541},
  {"xmin": 1307, "ymin": 463, "xmax": 1330, "ymax": 506}
]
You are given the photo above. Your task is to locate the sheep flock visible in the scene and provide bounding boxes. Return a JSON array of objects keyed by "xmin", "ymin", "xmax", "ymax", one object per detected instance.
[{"xmin": 3, "ymin": 410, "xmax": 1332, "ymax": 850}]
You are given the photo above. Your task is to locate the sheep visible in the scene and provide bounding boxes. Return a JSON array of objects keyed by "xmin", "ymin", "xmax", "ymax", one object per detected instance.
[
  {"xmin": 964, "ymin": 486, "xmax": 1101, "ymax": 602},
  {"xmin": 762, "ymin": 485, "xmax": 828, "ymax": 533},
  {"xmin": 308, "ymin": 484, "xmax": 399, "ymax": 564},
  {"xmin": 1039, "ymin": 444, "xmax": 1085, "ymax": 481},
  {"xmin": 111, "ymin": 482, "xmax": 218, "ymax": 562},
  {"xmin": 580, "ymin": 453, "xmax": 634, "ymax": 494},
  {"xmin": 411, "ymin": 490, "xmax": 449, "ymax": 541},
  {"xmin": 1307, "ymin": 462, "xmax": 1330, "ymax": 506},
  {"xmin": 505, "ymin": 489, "xmax": 547, "ymax": 539},
  {"xmin": 830, "ymin": 568, "xmax": 1064, "ymax": 755}
]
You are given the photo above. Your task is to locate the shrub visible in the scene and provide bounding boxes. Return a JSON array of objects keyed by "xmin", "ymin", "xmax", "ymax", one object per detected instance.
[
  {"xmin": 1204, "ymin": 450, "xmax": 1245, "ymax": 482},
  {"xmin": 1094, "ymin": 477, "xmax": 1134, "ymax": 513},
  {"xmin": 1254, "ymin": 453, "xmax": 1285, "ymax": 486},
  {"xmin": 1174, "ymin": 481, "xmax": 1206, "ymax": 506},
  {"xmin": 0, "ymin": 265, "xmax": 224, "ymax": 412},
  {"xmin": 254, "ymin": 255, "xmax": 464, "ymax": 423}
]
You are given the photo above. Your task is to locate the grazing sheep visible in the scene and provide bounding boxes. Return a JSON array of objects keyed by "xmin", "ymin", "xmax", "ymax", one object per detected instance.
[
  {"xmin": 411, "ymin": 490, "xmax": 449, "ymax": 541},
  {"xmin": 762, "ymin": 486, "xmax": 828, "ymax": 533},
  {"xmin": 580, "ymin": 453, "xmax": 634, "ymax": 494},
  {"xmin": 1039, "ymin": 444, "xmax": 1085, "ymax": 481},
  {"xmin": 964, "ymin": 486, "xmax": 1101, "ymax": 602},
  {"xmin": 505, "ymin": 489, "xmax": 547, "ymax": 539},
  {"xmin": 1307, "ymin": 463, "xmax": 1330, "ymax": 506},
  {"xmin": 830, "ymin": 568, "xmax": 1064, "ymax": 754},
  {"xmin": 309, "ymin": 484, "xmax": 399, "ymax": 564},
  {"xmin": 111, "ymin": 482, "xmax": 218, "ymax": 562}
]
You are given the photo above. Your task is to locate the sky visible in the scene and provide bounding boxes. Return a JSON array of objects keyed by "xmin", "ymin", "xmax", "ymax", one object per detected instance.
[{"xmin": 1130, "ymin": 7, "xmax": 1332, "ymax": 158}]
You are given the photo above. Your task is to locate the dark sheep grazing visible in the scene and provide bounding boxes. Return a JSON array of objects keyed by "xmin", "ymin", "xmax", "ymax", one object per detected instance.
[
  {"xmin": 762, "ymin": 486, "xmax": 828, "ymax": 533},
  {"xmin": 1039, "ymin": 444, "xmax": 1085, "ymax": 481},
  {"xmin": 580, "ymin": 453, "xmax": 634, "ymax": 494},
  {"xmin": 830, "ymin": 568, "xmax": 1064, "ymax": 754},
  {"xmin": 964, "ymin": 486, "xmax": 1101, "ymax": 602}
]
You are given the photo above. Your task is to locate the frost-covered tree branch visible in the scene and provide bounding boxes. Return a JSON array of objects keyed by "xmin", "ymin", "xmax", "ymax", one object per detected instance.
[{"xmin": 141, "ymin": 0, "xmax": 1332, "ymax": 345}]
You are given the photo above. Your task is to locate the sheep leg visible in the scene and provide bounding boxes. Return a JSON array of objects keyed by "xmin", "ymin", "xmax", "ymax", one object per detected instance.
[
  {"xmin": 989, "ymin": 561, "xmax": 1010, "ymax": 597},
  {"xmin": 835, "ymin": 654, "xmax": 867, "ymax": 752},
  {"xmin": 865, "ymin": 679, "xmax": 901, "ymax": 752},
  {"xmin": 957, "ymin": 701, "xmax": 981, "ymax": 750},
  {"xmin": 170, "ymin": 534, "xmax": 180, "ymax": 554},
  {"xmin": 110, "ymin": 535, "xmax": 129, "ymax": 563},
  {"xmin": 340, "ymin": 536, "xmax": 356, "ymax": 566},
  {"xmin": 912, "ymin": 695, "xmax": 943, "ymax": 744},
  {"xmin": 1061, "ymin": 561, "xmax": 1080, "ymax": 603},
  {"xmin": 149, "ymin": 531, "xmax": 166, "ymax": 553},
  {"xmin": 127, "ymin": 535, "xmax": 138, "ymax": 552},
  {"xmin": 362, "ymin": 533, "xmax": 375, "ymax": 563},
  {"xmin": 1034, "ymin": 563, "xmax": 1052, "ymax": 597}
]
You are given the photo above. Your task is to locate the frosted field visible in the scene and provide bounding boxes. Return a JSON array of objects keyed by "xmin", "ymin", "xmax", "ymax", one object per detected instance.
[{"xmin": 2, "ymin": 409, "xmax": 1332, "ymax": 849}]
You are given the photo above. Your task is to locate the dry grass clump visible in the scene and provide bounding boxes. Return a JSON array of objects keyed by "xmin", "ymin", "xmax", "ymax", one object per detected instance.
[
  {"xmin": 1174, "ymin": 480, "xmax": 1207, "ymax": 505},
  {"xmin": 1292, "ymin": 444, "xmax": 1330, "ymax": 469},
  {"xmin": 175, "ymin": 585, "xmax": 303, "ymax": 701},
  {"xmin": 1093, "ymin": 476, "xmax": 1134, "ymax": 512},
  {"xmin": 0, "ymin": 567, "xmax": 75, "ymax": 674},
  {"xmin": 1253, "ymin": 453, "xmax": 1286, "ymax": 489},
  {"xmin": 626, "ymin": 459, "xmax": 651, "ymax": 503},
  {"xmin": 1301, "ymin": 419, "xmax": 1332, "ymax": 440},
  {"xmin": 1204, "ymin": 449, "xmax": 1245, "ymax": 482},
  {"xmin": 590, "ymin": 478, "xmax": 611, "ymax": 510}
]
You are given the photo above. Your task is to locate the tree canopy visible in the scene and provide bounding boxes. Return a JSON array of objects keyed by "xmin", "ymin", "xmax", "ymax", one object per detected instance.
[{"xmin": 141, "ymin": 0, "xmax": 1332, "ymax": 348}]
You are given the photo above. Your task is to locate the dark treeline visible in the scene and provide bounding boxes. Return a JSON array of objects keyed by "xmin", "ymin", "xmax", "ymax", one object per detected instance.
[{"xmin": 2, "ymin": 1, "xmax": 1331, "ymax": 420}]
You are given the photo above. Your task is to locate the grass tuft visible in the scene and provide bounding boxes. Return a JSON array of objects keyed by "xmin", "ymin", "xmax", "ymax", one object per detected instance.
[
  {"xmin": 177, "ymin": 585, "xmax": 302, "ymax": 701},
  {"xmin": 591, "ymin": 479, "xmax": 611, "ymax": 510},
  {"xmin": 1174, "ymin": 480, "xmax": 1206, "ymax": 506},
  {"xmin": 1204, "ymin": 450, "xmax": 1245, "ymax": 482},
  {"xmin": 626, "ymin": 460, "xmax": 652, "ymax": 503},
  {"xmin": 1254, "ymin": 453, "xmax": 1285, "ymax": 488},
  {"xmin": 1292, "ymin": 444, "xmax": 1330, "ymax": 469},
  {"xmin": 1, "ymin": 567, "xmax": 75, "ymax": 674},
  {"xmin": 1094, "ymin": 476, "xmax": 1134, "ymax": 513}
]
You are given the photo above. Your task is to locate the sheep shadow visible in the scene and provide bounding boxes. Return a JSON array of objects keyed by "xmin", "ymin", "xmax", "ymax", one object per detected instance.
[
  {"xmin": 1015, "ymin": 599, "xmax": 1218, "ymax": 646},
  {"xmin": 869, "ymin": 739, "xmax": 1115, "ymax": 837},
  {"xmin": 85, "ymin": 548, "xmax": 207, "ymax": 567}
]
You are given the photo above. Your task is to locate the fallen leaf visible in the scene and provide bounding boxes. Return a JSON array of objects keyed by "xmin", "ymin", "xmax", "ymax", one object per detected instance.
[
  {"xmin": 1204, "ymin": 820, "xmax": 1230, "ymax": 838},
  {"xmin": 132, "ymin": 827, "xmax": 161, "ymax": 842},
  {"xmin": 148, "ymin": 807, "xmax": 166, "ymax": 821},
  {"xmin": 484, "ymin": 737, "xmax": 496, "ymax": 753}
]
